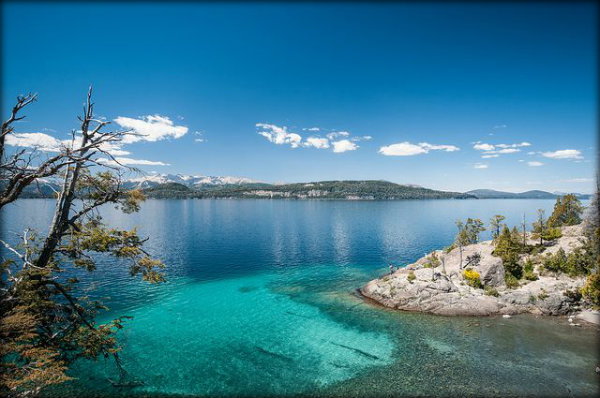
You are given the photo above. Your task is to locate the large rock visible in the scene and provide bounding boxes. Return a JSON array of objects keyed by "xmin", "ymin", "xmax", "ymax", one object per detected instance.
[{"xmin": 361, "ymin": 225, "xmax": 589, "ymax": 317}]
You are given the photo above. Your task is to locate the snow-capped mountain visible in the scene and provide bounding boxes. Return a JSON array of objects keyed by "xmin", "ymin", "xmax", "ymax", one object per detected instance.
[{"xmin": 125, "ymin": 173, "xmax": 262, "ymax": 189}]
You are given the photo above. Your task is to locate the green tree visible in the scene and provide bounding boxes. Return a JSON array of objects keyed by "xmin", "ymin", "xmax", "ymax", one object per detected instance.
[
  {"xmin": 493, "ymin": 225, "xmax": 523, "ymax": 280},
  {"xmin": 465, "ymin": 218, "xmax": 485, "ymax": 244},
  {"xmin": 489, "ymin": 214, "xmax": 506, "ymax": 241},
  {"xmin": 548, "ymin": 194, "xmax": 584, "ymax": 227},
  {"xmin": 0, "ymin": 89, "xmax": 165, "ymax": 396}
]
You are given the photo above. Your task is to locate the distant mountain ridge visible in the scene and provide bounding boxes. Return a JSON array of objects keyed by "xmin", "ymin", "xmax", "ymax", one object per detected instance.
[
  {"xmin": 124, "ymin": 173, "xmax": 261, "ymax": 189},
  {"xmin": 5, "ymin": 174, "xmax": 591, "ymax": 200},
  {"xmin": 466, "ymin": 189, "xmax": 591, "ymax": 199}
]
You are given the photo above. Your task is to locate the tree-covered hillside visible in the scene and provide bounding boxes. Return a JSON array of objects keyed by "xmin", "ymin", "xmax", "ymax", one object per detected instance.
[{"xmin": 142, "ymin": 180, "xmax": 474, "ymax": 200}]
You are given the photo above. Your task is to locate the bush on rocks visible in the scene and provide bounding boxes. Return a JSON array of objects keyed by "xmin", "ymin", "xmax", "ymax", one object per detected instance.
[{"xmin": 464, "ymin": 268, "xmax": 482, "ymax": 288}]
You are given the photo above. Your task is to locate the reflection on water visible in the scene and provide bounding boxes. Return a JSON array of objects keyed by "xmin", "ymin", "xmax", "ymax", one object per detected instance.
[{"xmin": 1, "ymin": 199, "xmax": 598, "ymax": 397}]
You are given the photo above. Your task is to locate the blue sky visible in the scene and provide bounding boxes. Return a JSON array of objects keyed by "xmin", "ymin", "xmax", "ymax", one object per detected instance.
[{"xmin": 2, "ymin": 2, "xmax": 597, "ymax": 193}]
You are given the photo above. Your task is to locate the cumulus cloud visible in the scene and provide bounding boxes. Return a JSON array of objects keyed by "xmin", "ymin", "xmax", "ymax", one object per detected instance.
[
  {"xmin": 474, "ymin": 143, "xmax": 495, "ymax": 151},
  {"xmin": 114, "ymin": 115, "xmax": 189, "ymax": 144},
  {"xmin": 304, "ymin": 137, "xmax": 330, "ymax": 149},
  {"xmin": 5, "ymin": 132, "xmax": 62, "ymax": 152},
  {"xmin": 332, "ymin": 139, "xmax": 358, "ymax": 153},
  {"xmin": 257, "ymin": 123, "xmax": 368, "ymax": 153},
  {"xmin": 541, "ymin": 149, "xmax": 583, "ymax": 159},
  {"xmin": 256, "ymin": 123, "xmax": 302, "ymax": 148},
  {"xmin": 527, "ymin": 161, "xmax": 544, "ymax": 167},
  {"xmin": 474, "ymin": 163, "xmax": 488, "ymax": 169},
  {"xmin": 378, "ymin": 142, "xmax": 459, "ymax": 156}
]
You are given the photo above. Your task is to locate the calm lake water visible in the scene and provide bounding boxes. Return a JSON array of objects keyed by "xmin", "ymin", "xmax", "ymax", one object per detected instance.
[{"xmin": 1, "ymin": 199, "xmax": 598, "ymax": 397}]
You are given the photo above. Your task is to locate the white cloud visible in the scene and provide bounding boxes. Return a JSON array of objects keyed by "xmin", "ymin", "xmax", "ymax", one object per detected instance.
[
  {"xmin": 257, "ymin": 123, "xmax": 369, "ymax": 153},
  {"xmin": 496, "ymin": 148, "xmax": 520, "ymax": 154},
  {"xmin": 474, "ymin": 142, "xmax": 530, "ymax": 153},
  {"xmin": 527, "ymin": 151, "xmax": 536, "ymax": 155},
  {"xmin": 332, "ymin": 139, "xmax": 358, "ymax": 153},
  {"xmin": 474, "ymin": 163, "xmax": 488, "ymax": 169},
  {"xmin": 378, "ymin": 141, "xmax": 459, "ymax": 156},
  {"xmin": 99, "ymin": 157, "xmax": 169, "ymax": 166},
  {"xmin": 362, "ymin": 135, "xmax": 372, "ymax": 140},
  {"xmin": 256, "ymin": 123, "xmax": 302, "ymax": 148},
  {"xmin": 194, "ymin": 138, "xmax": 205, "ymax": 143},
  {"xmin": 481, "ymin": 154, "xmax": 499, "ymax": 159},
  {"xmin": 473, "ymin": 143, "xmax": 495, "ymax": 151},
  {"xmin": 6, "ymin": 132, "xmax": 63, "ymax": 152},
  {"xmin": 493, "ymin": 124, "xmax": 507, "ymax": 129},
  {"xmin": 114, "ymin": 115, "xmax": 188, "ymax": 144},
  {"xmin": 326, "ymin": 131, "xmax": 350, "ymax": 140},
  {"xmin": 496, "ymin": 142, "xmax": 530, "ymax": 148},
  {"xmin": 541, "ymin": 149, "xmax": 583, "ymax": 159},
  {"xmin": 527, "ymin": 161, "xmax": 544, "ymax": 167},
  {"xmin": 304, "ymin": 137, "xmax": 330, "ymax": 149}
]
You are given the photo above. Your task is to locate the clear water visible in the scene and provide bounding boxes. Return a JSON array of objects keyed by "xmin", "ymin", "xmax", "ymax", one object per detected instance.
[{"xmin": 1, "ymin": 199, "xmax": 598, "ymax": 397}]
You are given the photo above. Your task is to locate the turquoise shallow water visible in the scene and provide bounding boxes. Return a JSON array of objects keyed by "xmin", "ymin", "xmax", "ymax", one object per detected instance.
[{"xmin": 1, "ymin": 199, "xmax": 598, "ymax": 397}]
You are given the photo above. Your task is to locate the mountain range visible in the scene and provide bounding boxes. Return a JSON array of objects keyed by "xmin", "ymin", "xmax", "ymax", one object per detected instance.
[{"xmin": 7, "ymin": 173, "xmax": 591, "ymax": 200}]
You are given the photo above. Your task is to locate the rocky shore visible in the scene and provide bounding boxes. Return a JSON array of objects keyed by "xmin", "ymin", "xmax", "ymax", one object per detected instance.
[{"xmin": 361, "ymin": 224, "xmax": 595, "ymax": 318}]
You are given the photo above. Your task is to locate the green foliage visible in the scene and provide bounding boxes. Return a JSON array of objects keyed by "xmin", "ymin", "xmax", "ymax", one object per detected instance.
[
  {"xmin": 444, "ymin": 243, "xmax": 456, "ymax": 254},
  {"xmin": 484, "ymin": 285, "xmax": 499, "ymax": 297},
  {"xmin": 407, "ymin": 271, "xmax": 416, "ymax": 283},
  {"xmin": 581, "ymin": 273, "xmax": 600, "ymax": 307},
  {"xmin": 504, "ymin": 273, "xmax": 520, "ymax": 289},
  {"xmin": 489, "ymin": 214, "xmax": 506, "ymax": 241},
  {"xmin": 493, "ymin": 225, "xmax": 523, "ymax": 279},
  {"xmin": 524, "ymin": 271, "xmax": 539, "ymax": 281},
  {"xmin": 543, "ymin": 248, "xmax": 568, "ymax": 275},
  {"xmin": 538, "ymin": 289, "xmax": 549, "ymax": 300},
  {"xmin": 423, "ymin": 251, "xmax": 441, "ymax": 269},
  {"xmin": 548, "ymin": 194, "xmax": 583, "ymax": 227},
  {"xmin": 541, "ymin": 227, "xmax": 562, "ymax": 242},
  {"xmin": 563, "ymin": 289, "xmax": 582, "ymax": 302}
]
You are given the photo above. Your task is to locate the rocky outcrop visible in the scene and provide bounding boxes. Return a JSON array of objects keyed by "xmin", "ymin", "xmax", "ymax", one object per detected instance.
[{"xmin": 361, "ymin": 225, "xmax": 588, "ymax": 316}]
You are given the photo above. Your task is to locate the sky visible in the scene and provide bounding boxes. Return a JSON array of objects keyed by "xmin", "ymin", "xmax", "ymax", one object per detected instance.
[{"xmin": 2, "ymin": 1, "xmax": 598, "ymax": 193}]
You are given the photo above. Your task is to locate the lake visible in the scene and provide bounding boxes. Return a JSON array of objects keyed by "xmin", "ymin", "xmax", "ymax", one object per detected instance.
[{"xmin": 1, "ymin": 199, "xmax": 598, "ymax": 397}]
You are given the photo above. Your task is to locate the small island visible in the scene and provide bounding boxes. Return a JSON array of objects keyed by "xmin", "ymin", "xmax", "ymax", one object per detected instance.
[{"xmin": 361, "ymin": 194, "xmax": 600, "ymax": 323}]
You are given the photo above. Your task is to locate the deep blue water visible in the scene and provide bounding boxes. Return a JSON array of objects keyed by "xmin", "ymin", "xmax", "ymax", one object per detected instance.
[{"xmin": 1, "ymin": 199, "xmax": 598, "ymax": 397}]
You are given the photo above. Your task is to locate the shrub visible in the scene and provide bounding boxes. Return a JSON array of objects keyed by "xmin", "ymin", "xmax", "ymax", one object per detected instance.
[
  {"xmin": 407, "ymin": 271, "xmax": 416, "ymax": 283},
  {"xmin": 523, "ymin": 258, "xmax": 534, "ymax": 273},
  {"xmin": 538, "ymin": 289, "xmax": 549, "ymax": 300},
  {"xmin": 581, "ymin": 273, "xmax": 600, "ymax": 307},
  {"xmin": 484, "ymin": 285, "xmax": 499, "ymax": 297},
  {"xmin": 444, "ymin": 243, "xmax": 456, "ymax": 254},
  {"xmin": 543, "ymin": 248, "xmax": 568, "ymax": 275},
  {"xmin": 563, "ymin": 289, "xmax": 582, "ymax": 302},
  {"xmin": 464, "ymin": 268, "xmax": 482, "ymax": 288},
  {"xmin": 505, "ymin": 273, "xmax": 519, "ymax": 289},
  {"xmin": 542, "ymin": 227, "xmax": 562, "ymax": 242},
  {"xmin": 524, "ymin": 271, "xmax": 539, "ymax": 281},
  {"xmin": 503, "ymin": 255, "xmax": 523, "ymax": 280},
  {"xmin": 565, "ymin": 248, "xmax": 593, "ymax": 276}
]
